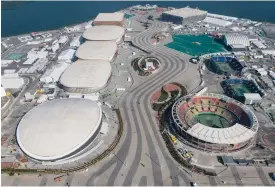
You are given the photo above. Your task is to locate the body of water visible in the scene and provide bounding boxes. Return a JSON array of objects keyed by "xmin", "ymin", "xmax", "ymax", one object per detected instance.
[{"xmin": 2, "ymin": 1, "xmax": 275, "ymax": 37}]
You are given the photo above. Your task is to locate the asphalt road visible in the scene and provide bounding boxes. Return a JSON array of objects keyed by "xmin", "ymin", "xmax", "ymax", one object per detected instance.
[{"xmin": 86, "ymin": 20, "xmax": 195, "ymax": 186}]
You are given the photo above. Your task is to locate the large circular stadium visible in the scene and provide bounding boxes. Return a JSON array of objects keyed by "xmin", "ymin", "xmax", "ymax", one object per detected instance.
[
  {"xmin": 16, "ymin": 99, "xmax": 102, "ymax": 161},
  {"xmin": 171, "ymin": 93, "xmax": 258, "ymax": 153}
]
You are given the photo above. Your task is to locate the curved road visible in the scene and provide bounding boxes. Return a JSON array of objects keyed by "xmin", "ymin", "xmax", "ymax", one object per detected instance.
[{"xmin": 86, "ymin": 21, "xmax": 194, "ymax": 186}]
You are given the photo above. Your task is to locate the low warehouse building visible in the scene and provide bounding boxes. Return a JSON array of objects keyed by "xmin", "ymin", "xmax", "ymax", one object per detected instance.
[
  {"xmin": 59, "ymin": 60, "xmax": 111, "ymax": 93},
  {"xmin": 203, "ymin": 17, "xmax": 232, "ymax": 27},
  {"xmin": 223, "ymin": 34, "xmax": 250, "ymax": 47},
  {"xmin": 16, "ymin": 98, "xmax": 102, "ymax": 161},
  {"xmin": 76, "ymin": 41, "xmax": 117, "ymax": 62},
  {"xmin": 83, "ymin": 25, "xmax": 125, "ymax": 44},
  {"xmin": 93, "ymin": 13, "xmax": 124, "ymax": 26},
  {"xmin": 58, "ymin": 49, "xmax": 76, "ymax": 62}
]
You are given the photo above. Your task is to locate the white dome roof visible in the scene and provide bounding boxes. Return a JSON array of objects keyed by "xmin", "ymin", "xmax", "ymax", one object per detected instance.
[
  {"xmin": 60, "ymin": 60, "xmax": 111, "ymax": 91},
  {"xmin": 83, "ymin": 25, "xmax": 125, "ymax": 43},
  {"xmin": 16, "ymin": 99, "xmax": 102, "ymax": 161},
  {"xmin": 76, "ymin": 41, "xmax": 117, "ymax": 61}
]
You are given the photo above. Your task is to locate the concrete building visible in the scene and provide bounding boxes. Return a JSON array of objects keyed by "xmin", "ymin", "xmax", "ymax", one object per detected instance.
[
  {"xmin": 40, "ymin": 62, "xmax": 69, "ymax": 83},
  {"xmin": 76, "ymin": 41, "xmax": 117, "ymax": 62},
  {"xmin": 244, "ymin": 93, "xmax": 262, "ymax": 105},
  {"xmin": 203, "ymin": 17, "xmax": 232, "ymax": 27},
  {"xmin": 58, "ymin": 49, "xmax": 76, "ymax": 62},
  {"xmin": 58, "ymin": 36, "xmax": 68, "ymax": 44},
  {"xmin": 161, "ymin": 7, "xmax": 207, "ymax": 24},
  {"xmin": 1, "ymin": 86, "xmax": 6, "ymax": 97},
  {"xmin": 59, "ymin": 60, "xmax": 112, "ymax": 93},
  {"xmin": 83, "ymin": 25, "xmax": 125, "ymax": 44},
  {"xmin": 250, "ymin": 40, "xmax": 266, "ymax": 49},
  {"xmin": 27, "ymin": 49, "xmax": 48, "ymax": 59},
  {"xmin": 1, "ymin": 73, "xmax": 24, "ymax": 89},
  {"xmin": 16, "ymin": 98, "xmax": 102, "ymax": 161},
  {"xmin": 93, "ymin": 13, "xmax": 124, "ymax": 26},
  {"xmin": 223, "ymin": 34, "xmax": 250, "ymax": 48},
  {"xmin": 207, "ymin": 13, "xmax": 238, "ymax": 21},
  {"xmin": 70, "ymin": 35, "xmax": 81, "ymax": 48}
]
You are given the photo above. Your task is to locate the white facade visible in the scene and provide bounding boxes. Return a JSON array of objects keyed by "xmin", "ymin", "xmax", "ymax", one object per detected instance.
[
  {"xmin": 269, "ymin": 71, "xmax": 275, "ymax": 79},
  {"xmin": 58, "ymin": 36, "xmax": 68, "ymax": 44},
  {"xmin": 1, "ymin": 86, "xmax": 6, "ymax": 97},
  {"xmin": 1, "ymin": 60, "xmax": 13, "ymax": 67},
  {"xmin": 171, "ymin": 25, "xmax": 183, "ymax": 30},
  {"xmin": 16, "ymin": 99, "xmax": 102, "ymax": 161},
  {"xmin": 23, "ymin": 58, "xmax": 37, "ymax": 65},
  {"xmin": 244, "ymin": 93, "xmax": 262, "ymax": 105},
  {"xmin": 223, "ymin": 34, "xmax": 250, "ymax": 47},
  {"xmin": 203, "ymin": 17, "xmax": 232, "ymax": 27},
  {"xmin": 84, "ymin": 93, "xmax": 99, "ymax": 101},
  {"xmin": 207, "ymin": 13, "xmax": 238, "ymax": 21},
  {"xmin": 40, "ymin": 62, "xmax": 69, "ymax": 83},
  {"xmin": 1, "ymin": 74, "xmax": 25, "ymax": 89},
  {"xmin": 70, "ymin": 36, "xmax": 81, "ymax": 48},
  {"xmin": 250, "ymin": 40, "xmax": 266, "ymax": 49},
  {"xmin": 37, "ymin": 95, "xmax": 48, "ymax": 104},
  {"xmin": 58, "ymin": 49, "xmax": 76, "ymax": 62},
  {"xmin": 261, "ymin": 50, "xmax": 275, "ymax": 56},
  {"xmin": 27, "ymin": 49, "xmax": 48, "ymax": 59}
]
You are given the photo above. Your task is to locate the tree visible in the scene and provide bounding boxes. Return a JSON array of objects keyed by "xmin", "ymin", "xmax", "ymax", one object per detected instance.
[{"xmin": 148, "ymin": 15, "xmax": 154, "ymax": 20}]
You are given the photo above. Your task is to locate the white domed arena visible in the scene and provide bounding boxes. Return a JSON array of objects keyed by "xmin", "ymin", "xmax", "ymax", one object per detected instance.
[
  {"xmin": 83, "ymin": 25, "xmax": 125, "ymax": 44},
  {"xmin": 16, "ymin": 98, "xmax": 102, "ymax": 161},
  {"xmin": 59, "ymin": 60, "xmax": 112, "ymax": 94},
  {"xmin": 76, "ymin": 41, "xmax": 118, "ymax": 62}
]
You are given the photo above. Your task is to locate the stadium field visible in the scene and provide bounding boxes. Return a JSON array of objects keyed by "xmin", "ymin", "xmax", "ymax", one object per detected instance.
[
  {"xmin": 193, "ymin": 112, "xmax": 231, "ymax": 128},
  {"xmin": 165, "ymin": 35, "xmax": 227, "ymax": 56},
  {"xmin": 230, "ymin": 84, "xmax": 251, "ymax": 97},
  {"xmin": 216, "ymin": 62, "xmax": 233, "ymax": 73}
]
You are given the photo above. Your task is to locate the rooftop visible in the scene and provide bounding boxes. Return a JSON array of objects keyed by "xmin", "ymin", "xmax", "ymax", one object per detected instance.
[
  {"xmin": 94, "ymin": 13, "xmax": 124, "ymax": 22},
  {"xmin": 163, "ymin": 7, "xmax": 207, "ymax": 18},
  {"xmin": 16, "ymin": 98, "xmax": 102, "ymax": 161}
]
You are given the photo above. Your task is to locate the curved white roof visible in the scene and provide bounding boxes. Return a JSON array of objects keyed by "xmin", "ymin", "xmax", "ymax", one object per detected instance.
[
  {"xmin": 76, "ymin": 41, "xmax": 117, "ymax": 61},
  {"xmin": 60, "ymin": 60, "xmax": 111, "ymax": 90},
  {"xmin": 187, "ymin": 123, "xmax": 256, "ymax": 144},
  {"xmin": 224, "ymin": 34, "xmax": 250, "ymax": 47},
  {"xmin": 16, "ymin": 99, "xmax": 102, "ymax": 161},
  {"xmin": 83, "ymin": 26, "xmax": 125, "ymax": 43}
]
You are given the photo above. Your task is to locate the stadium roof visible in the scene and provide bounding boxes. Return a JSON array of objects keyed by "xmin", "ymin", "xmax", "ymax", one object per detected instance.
[
  {"xmin": 76, "ymin": 41, "xmax": 117, "ymax": 61},
  {"xmin": 16, "ymin": 99, "xmax": 102, "ymax": 161},
  {"xmin": 94, "ymin": 13, "xmax": 124, "ymax": 22},
  {"xmin": 224, "ymin": 34, "xmax": 250, "ymax": 47},
  {"xmin": 187, "ymin": 123, "xmax": 256, "ymax": 144},
  {"xmin": 60, "ymin": 60, "xmax": 111, "ymax": 90},
  {"xmin": 163, "ymin": 7, "xmax": 207, "ymax": 18},
  {"xmin": 83, "ymin": 25, "xmax": 125, "ymax": 43}
]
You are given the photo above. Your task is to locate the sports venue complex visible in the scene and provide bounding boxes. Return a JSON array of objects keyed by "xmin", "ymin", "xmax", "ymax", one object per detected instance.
[
  {"xmin": 171, "ymin": 93, "xmax": 258, "ymax": 153},
  {"xmin": 59, "ymin": 60, "xmax": 112, "ymax": 93},
  {"xmin": 16, "ymin": 99, "xmax": 102, "ymax": 162},
  {"xmin": 221, "ymin": 79, "xmax": 264, "ymax": 102},
  {"xmin": 207, "ymin": 56, "xmax": 244, "ymax": 76}
]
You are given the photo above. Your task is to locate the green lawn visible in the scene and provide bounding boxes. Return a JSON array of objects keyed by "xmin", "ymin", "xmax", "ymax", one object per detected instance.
[
  {"xmin": 165, "ymin": 35, "xmax": 227, "ymax": 56},
  {"xmin": 193, "ymin": 112, "xmax": 232, "ymax": 128}
]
